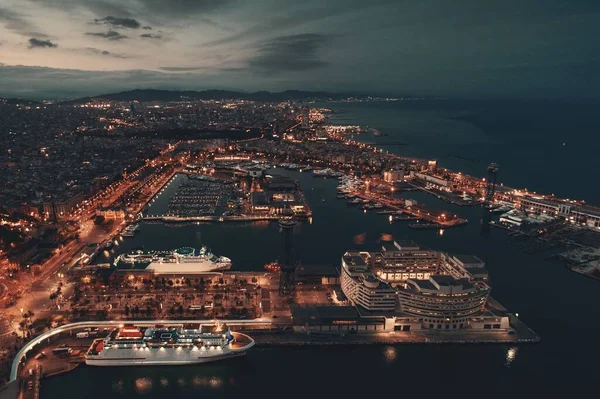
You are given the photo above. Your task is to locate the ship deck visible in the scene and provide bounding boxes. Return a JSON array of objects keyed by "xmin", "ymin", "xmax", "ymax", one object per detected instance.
[{"xmin": 230, "ymin": 332, "xmax": 254, "ymax": 350}]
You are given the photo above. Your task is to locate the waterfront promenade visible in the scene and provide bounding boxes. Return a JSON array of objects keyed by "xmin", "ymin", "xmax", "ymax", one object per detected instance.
[{"xmin": 10, "ymin": 315, "xmax": 538, "ymax": 386}]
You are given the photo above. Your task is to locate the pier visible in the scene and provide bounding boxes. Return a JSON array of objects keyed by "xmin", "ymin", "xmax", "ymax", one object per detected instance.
[
  {"xmin": 346, "ymin": 190, "xmax": 468, "ymax": 228},
  {"xmin": 141, "ymin": 214, "xmax": 311, "ymax": 223}
]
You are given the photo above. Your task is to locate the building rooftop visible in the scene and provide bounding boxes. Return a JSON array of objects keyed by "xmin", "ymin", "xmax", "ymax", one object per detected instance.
[
  {"xmin": 343, "ymin": 252, "xmax": 367, "ymax": 268},
  {"xmin": 381, "ymin": 240, "xmax": 420, "ymax": 252},
  {"xmin": 431, "ymin": 274, "xmax": 473, "ymax": 289},
  {"xmin": 453, "ymin": 254, "xmax": 484, "ymax": 266},
  {"xmin": 402, "ymin": 275, "xmax": 480, "ymax": 295}
]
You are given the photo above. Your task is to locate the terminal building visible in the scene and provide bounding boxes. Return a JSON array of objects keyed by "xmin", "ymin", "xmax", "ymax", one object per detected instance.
[
  {"xmin": 367, "ymin": 240, "xmax": 440, "ymax": 284},
  {"xmin": 517, "ymin": 196, "xmax": 600, "ymax": 229},
  {"xmin": 340, "ymin": 252, "xmax": 397, "ymax": 312},
  {"xmin": 339, "ymin": 240, "xmax": 504, "ymax": 331},
  {"xmin": 439, "ymin": 253, "xmax": 489, "ymax": 283},
  {"xmin": 396, "ymin": 275, "xmax": 490, "ymax": 330}
]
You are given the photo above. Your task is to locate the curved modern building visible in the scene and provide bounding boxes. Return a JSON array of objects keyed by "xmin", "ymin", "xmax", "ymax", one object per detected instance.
[
  {"xmin": 397, "ymin": 275, "xmax": 490, "ymax": 330},
  {"xmin": 341, "ymin": 252, "xmax": 397, "ymax": 311}
]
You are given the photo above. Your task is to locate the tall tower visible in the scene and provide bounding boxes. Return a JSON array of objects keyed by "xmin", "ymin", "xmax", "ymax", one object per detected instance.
[
  {"xmin": 278, "ymin": 208, "xmax": 297, "ymax": 296},
  {"xmin": 129, "ymin": 102, "xmax": 136, "ymax": 118},
  {"xmin": 301, "ymin": 106, "xmax": 309, "ymax": 129},
  {"xmin": 485, "ymin": 163, "xmax": 499, "ymax": 204}
]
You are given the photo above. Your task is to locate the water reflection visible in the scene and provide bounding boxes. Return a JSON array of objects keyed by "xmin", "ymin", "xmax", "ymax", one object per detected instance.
[
  {"xmin": 383, "ymin": 346, "xmax": 397, "ymax": 363},
  {"xmin": 111, "ymin": 379, "xmax": 124, "ymax": 392},
  {"xmin": 505, "ymin": 347, "xmax": 518, "ymax": 367},
  {"xmin": 191, "ymin": 376, "xmax": 224, "ymax": 389},
  {"xmin": 134, "ymin": 377, "xmax": 152, "ymax": 393}
]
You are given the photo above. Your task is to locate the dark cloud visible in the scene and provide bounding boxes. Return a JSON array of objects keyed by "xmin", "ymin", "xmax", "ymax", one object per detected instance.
[
  {"xmin": 142, "ymin": 26, "xmax": 152, "ymax": 30},
  {"xmin": 28, "ymin": 38, "xmax": 58, "ymax": 49},
  {"xmin": 135, "ymin": 0, "xmax": 234, "ymax": 16},
  {"xmin": 85, "ymin": 30, "xmax": 128, "ymax": 41},
  {"xmin": 29, "ymin": 0, "xmax": 233, "ymax": 20},
  {"xmin": 94, "ymin": 15, "xmax": 141, "ymax": 29},
  {"xmin": 248, "ymin": 34, "xmax": 330, "ymax": 73},
  {"xmin": 83, "ymin": 47, "xmax": 128, "ymax": 58},
  {"xmin": 0, "ymin": 7, "xmax": 48, "ymax": 37},
  {"xmin": 202, "ymin": 2, "xmax": 392, "ymax": 47},
  {"xmin": 158, "ymin": 66, "xmax": 204, "ymax": 72},
  {"xmin": 140, "ymin": 33, "xmax": 163, "ymax": 40}
]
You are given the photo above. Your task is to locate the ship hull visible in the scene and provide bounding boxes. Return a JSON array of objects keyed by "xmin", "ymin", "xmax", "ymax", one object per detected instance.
[{"xmin": 86, "ymin": 350, "xmax": 246, "ymax": 367}]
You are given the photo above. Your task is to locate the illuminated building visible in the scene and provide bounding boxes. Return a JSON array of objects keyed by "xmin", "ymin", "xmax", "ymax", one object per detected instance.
[
  {"xmin": 300, "ymin": 106, "xmax": 310, "ymax": 129},
  {"xmin": 383, "ymin": 168, "xmax": 404, "ymax": 183},
  {"xmin": 427, "ymin": 160, "xmax": 438, "ymax": 173},
  {"xmin": 439, "ymin": 253, "xmax": 489, "ymax": 283},
  {"xmin": 368, "ymin": 240, "xmax": 440, "ymax": 284},
  {"xmin": 340, "ymin": 252, "xmax": 397, "ymax": 311},
  {"xmin": 397, "ymin": 275, "xmax": 490, "ymax": 330}
]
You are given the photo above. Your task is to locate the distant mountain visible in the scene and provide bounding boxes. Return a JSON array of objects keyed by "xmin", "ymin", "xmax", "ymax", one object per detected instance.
[{"xmin": 61, "ymin": 89, "xmax": 361, "ymax": 104}]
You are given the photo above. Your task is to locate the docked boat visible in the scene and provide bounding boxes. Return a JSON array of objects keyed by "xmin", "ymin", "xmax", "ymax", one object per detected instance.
[
  {"xmin": 376, "ymin": 210, "xmax": 394, "ymax": 215},
  {"xmin": 121, "ymin": 224, "xmax": 139, "ymax": 237},
  {"xmin": 409, "ymin": 222, "xmax": 442, "ymax": 229},
  {"xmin": 114, "ymin": 246, "xmax": 232, "ymax": 274},
  {"xmin": 393, "ymin": 215, "xmax": 420, "ymax": 221},
  {"xmin": 86, "ymin": 323, "xmax": 254, "ymax": 366}
]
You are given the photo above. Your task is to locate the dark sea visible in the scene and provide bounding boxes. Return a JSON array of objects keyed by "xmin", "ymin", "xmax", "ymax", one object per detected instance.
[{"xmin": 42, "ymin": 100, "xmax": 600, "ymax": 399}]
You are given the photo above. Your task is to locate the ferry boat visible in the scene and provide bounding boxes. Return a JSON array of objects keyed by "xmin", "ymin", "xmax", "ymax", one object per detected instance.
[
  {"xmin": 114, "ymin": 246, "xmax": 232, "ymax": 274},
  {"xmin": 86, "ymin": 323, "xmax": 254, "ymax": 366}
]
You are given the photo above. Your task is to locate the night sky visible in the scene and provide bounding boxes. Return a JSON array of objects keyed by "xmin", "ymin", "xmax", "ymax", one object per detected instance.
[{"xmin": 1, "ymin": 0, "xmax": 599, "ymax": 99}]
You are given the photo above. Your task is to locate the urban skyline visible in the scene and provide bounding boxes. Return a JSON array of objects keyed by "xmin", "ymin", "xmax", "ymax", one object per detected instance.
[{"xmin": 2, "ymin": 2, "xmax": 600, "ymax": 398}]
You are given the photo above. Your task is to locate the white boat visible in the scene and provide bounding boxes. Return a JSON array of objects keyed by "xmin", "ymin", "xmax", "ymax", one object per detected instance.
[
  {"xmin": 121, "ymin": 224, "xmax": 139, "ymax": 237},
  {"xmin": 86, "ymin": 323, "xmax": 254, "ymax": 366},
  {"xmin": 114, "ymin": 246, "xmax": 232, "ymax": 274}
]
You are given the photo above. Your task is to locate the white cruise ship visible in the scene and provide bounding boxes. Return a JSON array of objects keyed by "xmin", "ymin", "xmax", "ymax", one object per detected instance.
[
  {"xmin": 86, "ymin": 323, "xmax": 254, "ymax": 366},
  {"xmin": 113, "ymin": 246, "xmax": 232, "ymax": 274}
]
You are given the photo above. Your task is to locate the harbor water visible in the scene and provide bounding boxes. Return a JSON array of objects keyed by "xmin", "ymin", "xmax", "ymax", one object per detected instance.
[{"xmin": 42, "ymin": 100, "xmax": 600, "ymax": 398}]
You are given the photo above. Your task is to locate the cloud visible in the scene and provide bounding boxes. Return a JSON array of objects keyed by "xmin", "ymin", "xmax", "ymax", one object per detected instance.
[
  {"xmin": 158, "ymin": 66, "xmax": 204, "ymax": 72},
  {"xmin": 140, "ymin": 33, "xmax": 163, "ymax": 40},
  {"xmin": 142, "ymin": 26, "xmax": 152, "ymax": 30},
  {"xmin": 83, "ymin": 47, "xmax": 129, "ymax": 58},
  {"xmin": 135, "ymin": 0, "xmax": 234, "ymax": 16},
  {"xmin": 85, "ymin": 30, "xmax": 128, "ymax": 41},
  {"xmin": 0, "ymin": 7, "xmax": 47, "ymax": 37},
  {"xmin": 248, "ymin": 33, "xmax": 331, "ymax": 73},
  {"xmin": 28, "ymin": 38, "xmax": 58, "ymax": 49},
  {"xmin": 28, "ymin": 0, "xmax": 234, "ymax": 20},
  {"xmin": 94, "ymin": 16, "xmax": 141, "ymax": 29}
]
